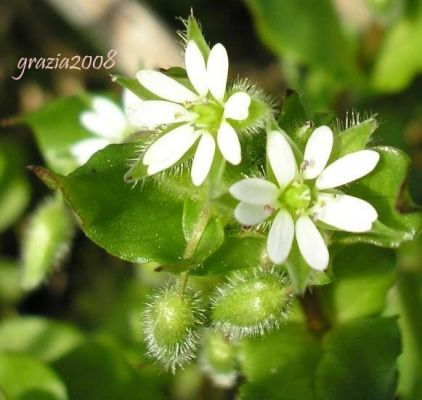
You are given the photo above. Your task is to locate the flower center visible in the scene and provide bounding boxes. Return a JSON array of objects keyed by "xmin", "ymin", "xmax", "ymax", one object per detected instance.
[
  {"xmin": 192, "ymin": 101, "xmax": 223, "ymax": 129},
  {"xmin": 282, "ymin": 183, "xmax": 312, "ymax": 211}
]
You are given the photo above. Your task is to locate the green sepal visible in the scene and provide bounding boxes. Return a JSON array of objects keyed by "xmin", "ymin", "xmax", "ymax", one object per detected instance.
[
  {"xmin": 337, "ymin": 146, "xmax": 422, "ymax": 247},
  {"xmin": 186, "ymin": 13, "xmax": 210, "ymax": 58},
  {"xmin": 331, "ymin": 117, "xmax": 378, "ymax": 160},
  {"xmin": 285, "ymin": 241, "xmax": 333, "ymax": 294},
  {"xmin": 112, "ymin": 75, "xmax": 161, "ymax": 101}
]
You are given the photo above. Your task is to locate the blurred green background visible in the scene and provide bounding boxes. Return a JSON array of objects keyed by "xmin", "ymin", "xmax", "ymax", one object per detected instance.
[{"xmin": 0, "ymin": 0, "xmax": 421, "ymax": 399}]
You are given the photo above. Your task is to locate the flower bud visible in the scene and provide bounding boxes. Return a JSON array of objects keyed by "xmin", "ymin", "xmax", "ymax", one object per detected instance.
[
  {"xmin": 200, "ymin": 330, "xmax": 238, "ymax": 388},
  {"xmin": 211, "ymin": 267, "xmax": 292, "ymax": 339},
  {"xmin": 142, "ymin": 283, "xmax": 205, "ymax": 372},
  {"xmin": 21, "ymin": 196, "xmax": 74, "ymax": 290}
]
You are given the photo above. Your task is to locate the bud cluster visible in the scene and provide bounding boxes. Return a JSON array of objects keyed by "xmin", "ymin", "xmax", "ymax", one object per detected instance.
[{"xmin": 142, "ymin": 267, "xmax": 293, "ymax": 377}]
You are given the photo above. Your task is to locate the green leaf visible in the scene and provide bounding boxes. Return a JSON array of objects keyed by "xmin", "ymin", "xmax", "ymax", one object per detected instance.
[
  {"xmin": 246, "ymin": 0, "xmax": 359, "ymax": 80},
  {"xmin": 239, "ymin": 317, "xmax": 400, "ymax": 400},
  {"xmin": 197, "ymin": 234, "xmax": 266, "ymax": 275},
  {"xmin": 23, "ymin": 95, "xmax": 92, "ymax": 175},
  {"xmin": 193, "ymin": 217, "xmax": 224, "ymax": 262},
  {"xmin": 52, "ymin": 339, "xmax": 167, "ymax": 400},
  {"xmin": 331, "ymin": 117, "xmax": 378, "ymax": 160},
  {"xmin": 35, "ymin": 144, "xmax": 187, "ymax": 264},
  {"xmin": 239, "ymin": 323, "xmax": 322, "ymax": 399},
  {"xmin": 0, "ymin": 139, "xmax": 30, "ymax": 232},
  {"xmin": 182, "ymin": 198, "xmax": 209, "ymax": 244},
  {"xmin": 21, "ymin": 196, "xmax": 75, "ymax": 290},
  {"xmin": 0, "ymin": 352, "xmax": 68, "ymax": 400},
  {"xmin": 320, "ymin": 244, "xmax": 396, "ymax": 323},
  {"xmin": 0, "ymin": 317, "xmax": 83, "ymax": 363},
  {"xmin": 315, "ymin": 317, "xmax": 400, "ymax": 400},
  {"xmin": 372, "ymin": 8, "xmax": 422, "ymax": 92},
  {"xmin": 337, "ymin": 146, "xmax": 422, "ymax": 247}
]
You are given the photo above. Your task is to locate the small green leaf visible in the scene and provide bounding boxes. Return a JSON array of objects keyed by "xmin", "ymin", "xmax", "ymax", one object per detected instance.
[
  {"xmin": 21, "ymin": 196, "xmax": 75, "ymax": 291},
  {"xmin": 193, "ymin": 217, "xmax": 224, "ymax": 263},
  {"xmin": 239, "ymin": 317, "xmax": 400, "ymax": 400},
  {"xmin": 0, "ymin": 317, "xmax": 83, "ymax": 362},
  {"xmin": 182, "ymin": 198, "xmax": 209, "ymax": 244},
  {"xmin": 331, "ymin": 117, "xmax": 378, "ymax": 160},
  {"xmin": 372, "ymin": 10, "xmax": 422, "ymax": 92},
  {"xmin": 0, "ymin": 352, "xmax": 68, "ymax": 400},
  {"xmin": 239, "ymin": 323, "xmax": 322, "ymax": 399},
  {"xmin": 246, "ymin": 0, "xmax": 359, "ymax": 80},
  {"xmin": 320, "ymin": 244, "xmax": 396, "ymax": 323},
  {"xmin": 197, "ymin": 234, "xmax": 266, "ymax": 275},
  {"xmin": 36, "ymin": 144, "xmax": 187, "ymax": 264},
  {"xmin": 53, "ymin": 339, "xmax": 168, "ymax": 400},
  {"xmin": 316, "ymin": 317, "xmax": 400, "ymax": 400}
]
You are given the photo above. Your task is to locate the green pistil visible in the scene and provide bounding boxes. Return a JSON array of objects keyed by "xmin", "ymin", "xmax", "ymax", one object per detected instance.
[
  {"xmin": 193, "ymin": 101, "xmax": 223, "ymax": 129},
  {"xmin": 282, "ymin": 183, "xmax": 312, "ymax": 211}
]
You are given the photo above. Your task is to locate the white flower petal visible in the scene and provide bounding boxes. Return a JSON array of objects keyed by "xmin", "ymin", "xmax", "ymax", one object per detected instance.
[
  {"xmin": 123, "ymin": 88, "xmax": 142, "ymax": 112},
  {"xmin": 191, "ymin": 132, "xmax": 215, "ymax": 186},
  {"xmin": 230, "ymin": 178, "xmax": 279, "ymax": 205},
  {"xmin": 316, "ymin": 193, "xmax": 378, "ymax": 233},
  {"xmin": 70, "ymin": 138, "xmax": 110, "ymax": 165},
  {"xmin": 91, "ymin": 97, "xmax": 127, "ymax": 138},
  {"xmin": 302, "ymin": 125, "xmax": 333, "ymax": 180},
  {"xmin": 143, "ymin": 124, "xmax": 199, "ymax": 166},
  {"xmin": 295, "ymin": 215, "xmax": 329, "ymax": 271},
  {"xmin": 235, "ymin": 202, "xmax": 269, "ymax": 226},
  {"xmin": 125, "ymin": 100, "xmax": 191, "ymax": 128},
  {"xmin": 136, "ymin": 70, "xmax": 197, "ymax": 103},
  {"xmin": 316, "ymin": 150, "xmax": 380, "ymax": 190},
  {"xmin": 207, "ymin": 43, "xmax": 228, "ymax": 102},
  {"xmin": 146, "ymin": 153, "xmax": 185, "ymax": 175},
  {"xmin": 123, "ymin": 89, "xmax": 144, "ymax": 130},
  {"xmin": 267, "ymin": 209, "xmax": 294, "ymax": 265},
  {"xmin": 267, "ymin": 131, "xmax": 298, "ymax": 189},
  {"xmin": 217, "ymin": 121, "xmax": 241, "ymax": 165},
  {"xmin": 224, "ymin": 92, "xmax": 251, "ymax": 121},
  {"xmin": 185, "ymin": 40, "xmax": 208, "ymax": 96},
  {"xmin": 80, "ymin": 112, "xmax": 118, "ymax": 139}
]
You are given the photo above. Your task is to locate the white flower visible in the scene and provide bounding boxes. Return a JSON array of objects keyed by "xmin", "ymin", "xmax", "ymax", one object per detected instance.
[
  {"xmin": 71, "ymin": 91, "xmax": 143, "ymax": 165},
  {"xmin": 133, "ymin": 40, "xmax": 251, "ymax": 186},
  {"xmin": 230, "ymin": 126, "xmax": 380, "ymax": 271}
]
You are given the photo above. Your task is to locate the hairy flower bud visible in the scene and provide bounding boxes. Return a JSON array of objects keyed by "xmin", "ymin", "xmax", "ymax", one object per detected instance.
[
  {"xmin": 200, "ymin": 330, "xmax": 238, "ymax": 388},
  {"xmin": 21, "ymin": 196, "xmax": 74, "ymax": 290},
  {"xmin": 211, "ymin": 267, "xmax": 293, "ymax": 339},
  {"xmin": 142, "ymin": 283, "xmax": 206, "ymax": 372}
]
